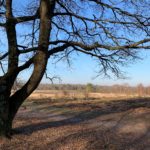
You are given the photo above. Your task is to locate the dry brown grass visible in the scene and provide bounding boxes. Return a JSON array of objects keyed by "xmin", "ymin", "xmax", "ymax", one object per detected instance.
[
  {"xmin": 0, "ymin": 94, "xmax": 150, "ymax": 150},
  {"xmin": 29, "ymin": 90, "xmax": 140, "ymax": 100}
]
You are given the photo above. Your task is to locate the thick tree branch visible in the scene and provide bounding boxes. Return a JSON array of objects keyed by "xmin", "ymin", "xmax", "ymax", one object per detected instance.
[
  {"xmin": 17, "ymin": 44, "xmax": 70, "ymax": 72},
  {"xmin": 4, "ymin": 0, "xmax": 19, "ymax": 88},
  {"xmin": 49, "ymin": 39, "xmax": 150, "ymax": 51},
  {"xmin": 14, "ymin": 15, "xmax": 39, "ymax": 24}
]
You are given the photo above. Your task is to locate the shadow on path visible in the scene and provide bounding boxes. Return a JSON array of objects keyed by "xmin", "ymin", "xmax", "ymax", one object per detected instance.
[{"xmin": 14, "ymin": 97, "xmax": 150, "ymax": 135}]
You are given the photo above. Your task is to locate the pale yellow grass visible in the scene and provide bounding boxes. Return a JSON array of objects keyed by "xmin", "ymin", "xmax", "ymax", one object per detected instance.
[{"xmin": 29, "ymin": 90, "xmax": 140, "ymax": 99}]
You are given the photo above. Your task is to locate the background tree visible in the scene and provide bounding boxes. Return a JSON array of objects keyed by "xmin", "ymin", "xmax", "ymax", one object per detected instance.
[
  {"xmin": 86, "ymin": 83, "xmax": 94, "ymax": 93},
  {"xmin": 137, "ymin": 83, "xmax": 144, "ymax": 97},
  {"xmin": 0, "ymin": 0, "xmax": 150, "ymax": 137},
  {"xmin": 84, "ymin": 83, "xmax": 94, "ymax": 100}
]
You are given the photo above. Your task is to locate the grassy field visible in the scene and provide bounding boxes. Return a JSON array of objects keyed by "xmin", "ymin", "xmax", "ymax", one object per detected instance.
[{"xmin": 1, "ymin": 91, "xmax": 150, "ymax": 150}]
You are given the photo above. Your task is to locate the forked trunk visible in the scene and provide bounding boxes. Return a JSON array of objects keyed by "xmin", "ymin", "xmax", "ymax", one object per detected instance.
[{"xmin": 0, "ymin": 0, "xmax": 56, "ymax": 138}]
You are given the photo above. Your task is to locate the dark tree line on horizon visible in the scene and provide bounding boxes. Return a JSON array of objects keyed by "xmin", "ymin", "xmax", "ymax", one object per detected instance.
[{"xmin": 35, "ymin": 83, "xmax": 149, "ymax": 95}]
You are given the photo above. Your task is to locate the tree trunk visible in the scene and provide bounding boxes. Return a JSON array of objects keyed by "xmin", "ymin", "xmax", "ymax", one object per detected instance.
[
  {"xmin": 0, "ymin": 0, "xmax": 56, "ymax": 138},
  {"xmin": 0, "ymin": 81, "xmax": 12, "ymax": 138}
]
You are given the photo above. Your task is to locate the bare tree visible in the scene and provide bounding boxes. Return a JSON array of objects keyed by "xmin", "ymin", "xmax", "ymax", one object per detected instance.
[
  {"xmin": 84, "ymin": 83, "xmax": 94, "ymax": 100},
  {"xmin": 0, "ymin": 0, "xmax": 150, "ymax": 137},
  {"xmin": 137, "ymin": 83, "xmax": 144, "ymax": 97}
]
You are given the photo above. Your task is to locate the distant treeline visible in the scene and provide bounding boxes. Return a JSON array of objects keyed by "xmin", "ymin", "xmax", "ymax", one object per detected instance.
[
  {"xmin": 13, "ymin": 81, "xmax": 150, "ymax": 96},
  {"xmin": 35, "ymin": 83, "xmax": 150, "ymax": 96}
]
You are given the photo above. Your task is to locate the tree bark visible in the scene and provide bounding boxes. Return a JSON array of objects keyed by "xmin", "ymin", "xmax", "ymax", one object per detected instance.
[
  {"xmin": 0, "ymin": 80, "xmax": 11, "ymax": 137},
  {"xmin": 0, "ymin": 0, "xmax": 56, "ymax": 138}
]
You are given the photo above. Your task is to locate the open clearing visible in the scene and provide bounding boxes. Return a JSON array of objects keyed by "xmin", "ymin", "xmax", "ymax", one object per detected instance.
[{"xmin": 1, "ymin": 91, "xmax": 150, "ymax": 150}]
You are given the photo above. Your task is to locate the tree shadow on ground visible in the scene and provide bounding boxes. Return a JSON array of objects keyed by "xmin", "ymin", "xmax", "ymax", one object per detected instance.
[
  {"xmin": 14, "ymin": 97, "xmax": 150, "ymax": 135},
  {"xmin": 39, "ymin": 125, "xmax": 150, "ymax": 150}
]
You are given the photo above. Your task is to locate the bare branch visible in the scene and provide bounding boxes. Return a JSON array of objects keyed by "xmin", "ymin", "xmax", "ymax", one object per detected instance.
[
  {"xmin": 49, "ymin": 39, "xmax": 150, "ymax": 51},
  {"xmin": 0, "ymin": 52, "xmax": 8, "ymax": 60}
]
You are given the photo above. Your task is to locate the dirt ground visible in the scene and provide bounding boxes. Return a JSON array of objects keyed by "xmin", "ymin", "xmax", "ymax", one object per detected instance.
[{"xmin": 0, "ymin": 96, "xmax": 150, "ymax": 150}]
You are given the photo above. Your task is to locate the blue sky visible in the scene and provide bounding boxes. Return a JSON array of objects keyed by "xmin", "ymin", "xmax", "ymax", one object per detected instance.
[
  {"xmin": 1, "ymin": 0, "xmax": 150, "ymax": 86},
  {"xmin": 42, "ymin": 50, "xmax": 150, "ymax": 86},
  {"xmin": 16, "ymin": 49, "xmax": 150, "ymax": 86}
]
